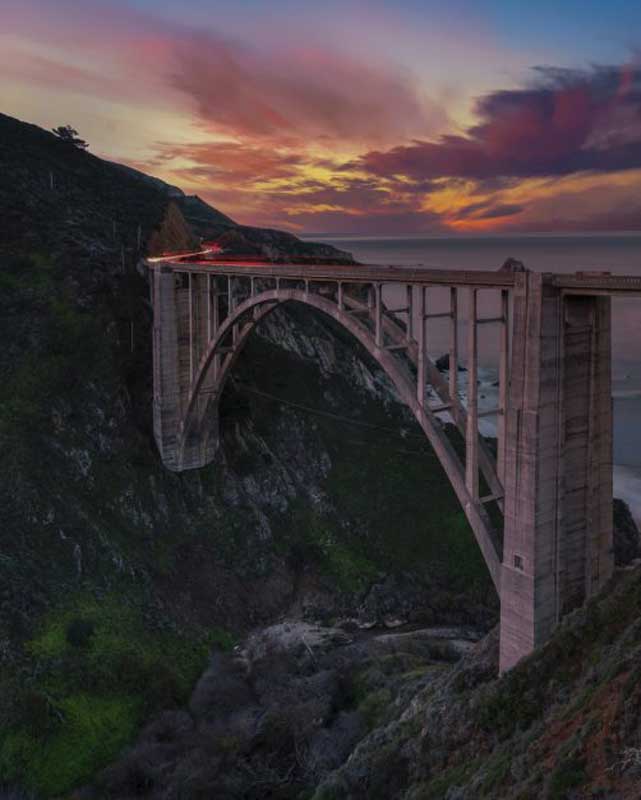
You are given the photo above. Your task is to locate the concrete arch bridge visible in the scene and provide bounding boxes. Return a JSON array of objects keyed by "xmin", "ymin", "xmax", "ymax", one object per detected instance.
[{"xmin": 150, "ymin": 258, "xmax": 641, "ymax": 671}]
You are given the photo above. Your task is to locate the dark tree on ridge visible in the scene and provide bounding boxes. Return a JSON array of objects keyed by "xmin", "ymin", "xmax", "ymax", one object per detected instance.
[{"xmin": 52, "ymin": 125, "xmax": 89, "ymax": 150}]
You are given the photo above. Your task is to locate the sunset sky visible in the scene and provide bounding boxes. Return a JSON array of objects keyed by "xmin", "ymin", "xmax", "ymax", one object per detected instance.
[{"xmin": 3, "ymin": 0, "xmax": 641, "ymax": 234}]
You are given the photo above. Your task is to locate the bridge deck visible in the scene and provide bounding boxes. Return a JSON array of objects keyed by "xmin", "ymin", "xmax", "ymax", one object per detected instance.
[
  {"xmin": 153, "ymin": 259, "xmax": 517, "ymax": 287},
  {"xmin": 150, "ymin": 259, "xmax": 641, "ymax": 294}
]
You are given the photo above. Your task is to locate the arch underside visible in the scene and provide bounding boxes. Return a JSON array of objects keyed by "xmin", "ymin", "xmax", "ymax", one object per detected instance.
[{"xmin": 179, "ymin": 287, "xmax": 503, "ymax": 590}]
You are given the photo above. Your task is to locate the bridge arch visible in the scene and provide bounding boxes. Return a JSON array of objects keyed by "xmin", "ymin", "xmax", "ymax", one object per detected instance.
[
  {"xmin": 178, "ymin": 286, "xmax": 502, "ymax": 589},
  {"xmin": 151, "ymin": 261, "xmax": 616, "ymax": 671}
]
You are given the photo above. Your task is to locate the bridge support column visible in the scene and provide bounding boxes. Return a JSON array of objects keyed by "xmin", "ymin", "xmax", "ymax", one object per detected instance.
[
  {"xmin": 560, "ymin": 293, "xmax": 613, "ymax": 610},
  {"xmin": 152, "ymin": 268, "xmax": 219, "ymax": 471},
  {"xmin": 499, "ymin": 273, "xmax": 613, "ymax": 672},
  {"xmin": 152, "ymin": 266, "xmax": 181, "ymax": 469}
]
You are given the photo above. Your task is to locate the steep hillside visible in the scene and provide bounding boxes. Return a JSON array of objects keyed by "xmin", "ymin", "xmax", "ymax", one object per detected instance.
[
  {"xmin": 107, "ymin": 157, "xmax": 354, "ymax": 263},
  {"xmin": 311, "ymin": 563, "xmax": 641, "ymax": 800},
  {"xmin": 2, "ymin": 112, "xmax": 638, "ymax": 800},
  {"xmin": 78, "ymin": 563, "xmax": 641, "ymax": 800},
  {"xmin": 0, "ymin": 116, "xmax": 492, "ymax": 795}
]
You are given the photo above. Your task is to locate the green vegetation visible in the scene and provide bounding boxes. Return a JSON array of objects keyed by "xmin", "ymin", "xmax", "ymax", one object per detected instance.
[
  {"xmin": 358, "ymin": 688, "xmax": 393, "ymax": 730},
  {"xmin": 0, "ymin": 253, "xmax": 110, "ymax": 437},
  {"xmin": 244, "ymin": 330, "xmax": 495, "ymax": 608},
  {"xmin": 479, "ymin": 751, "xmax": 512, "ymax": 796},
  {"xmin": 0, "ymin": 592, "xmax": 225, "ymax": 796},
  {"xmin": 547, "ymin": 755, "xmax": 586, "ymax": 799},
  {"xmin": 415, "ymin": 758, "xmax": 481, "ymax": 799},
  {"xmin": 0, "ymin": 695, "xmax": 138, "ymax": 795},
  {"xmin": 312, "ymin": 787, "xmax": 343, "ymax": 800},
  {"xmin": 280, "ymin": 501, "xmax": 379, "ymax": 593},
  {"xmin": 476, "ymin": 572, "xmax": 641, "ymax": 742}
]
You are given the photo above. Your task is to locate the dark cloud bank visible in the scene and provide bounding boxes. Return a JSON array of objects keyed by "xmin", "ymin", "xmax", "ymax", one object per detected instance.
[{"xmin": 360, "ymin": 63, "xmax": 641, "ymax": 181}]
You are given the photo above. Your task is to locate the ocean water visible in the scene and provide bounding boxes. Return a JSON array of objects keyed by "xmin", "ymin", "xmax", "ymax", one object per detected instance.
[{"xmin": 306, "ymin": 234, "xmax": 641, "ymax": 517}]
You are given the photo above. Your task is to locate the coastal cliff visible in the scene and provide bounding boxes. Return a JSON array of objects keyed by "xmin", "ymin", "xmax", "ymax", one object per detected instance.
[
  {"xmin": 0, "ymin": 112, "xmax": 639, "ymax": 799},
  {"xmin": 0, "ymin": 113, "xmax": 491, "ymax": 795}
]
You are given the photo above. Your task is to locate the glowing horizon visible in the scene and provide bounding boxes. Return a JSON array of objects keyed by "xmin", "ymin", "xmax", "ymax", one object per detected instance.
[{"xmin": 3, "ymin": 0, "xmax": 641, "ymax": 235}]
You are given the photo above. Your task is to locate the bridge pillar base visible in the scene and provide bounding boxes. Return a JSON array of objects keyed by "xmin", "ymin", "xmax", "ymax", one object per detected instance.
[
  {"xmin": 152, "ymin": 267, "xmax": 221, "ymax": 471},
  {"xmin": 499, "ymin": 273, "xmax": 613, "ymax": 672},
  {"xmin": 178, "ymin": 419, "xmax": 220, "ymax": 472},
  {"xmin": 152, "ymin": 266, "xmax": 181, "ymax": 470}
]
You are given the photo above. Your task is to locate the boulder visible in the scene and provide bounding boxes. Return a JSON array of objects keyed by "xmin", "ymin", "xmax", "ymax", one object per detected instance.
[{"xmin": 435, "ymin": 353, "xmax": 467, "ymax": 373}]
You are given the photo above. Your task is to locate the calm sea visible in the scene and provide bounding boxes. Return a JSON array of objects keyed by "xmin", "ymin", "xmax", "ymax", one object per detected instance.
[{"xmin": 305, "ymin": 234, "xmax": 641, "ymax": 515}]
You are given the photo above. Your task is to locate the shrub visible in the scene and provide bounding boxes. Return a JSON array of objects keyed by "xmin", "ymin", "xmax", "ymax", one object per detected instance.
[
  {"xmin": 3, "ymin": 592, "xmax": 222, "ymax": 796},
  {"xmin": 20, "ymin": 691, "xmax": 52, "ymax": 739},
  {"xmin": 22, "ymin": 694, "xmax": 138, "ymax": 795},
  {"xmin": 65, "ymin": 617, "xmax": 95, "ymax": 649},
  {"xmin": 547, "ymin": 755, "xmax": 586, "ymax": 799},
  {"xmin": 358, "ymin": 688, "xmax": 392, "ymax": 730}
]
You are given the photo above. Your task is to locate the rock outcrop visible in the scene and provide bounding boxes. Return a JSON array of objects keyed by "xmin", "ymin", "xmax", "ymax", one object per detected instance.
[{"xmin": 92, "ymin": 621, "xmax": 482, "ymax": 799}]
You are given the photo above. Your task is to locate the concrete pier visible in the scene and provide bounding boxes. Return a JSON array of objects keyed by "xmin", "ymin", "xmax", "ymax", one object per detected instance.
[
  {"xmin": 499, "ymin": 272, "xmax": 613, "ymax": 672},
  {"xmin": 152, "ymin": 266, "xmax": 180, "ymax": 470}
]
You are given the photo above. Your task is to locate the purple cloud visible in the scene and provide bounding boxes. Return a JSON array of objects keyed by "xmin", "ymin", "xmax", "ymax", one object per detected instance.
[{"xmin": 360, "ymin": 63, "xmax": 641, "ymax": 180}]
